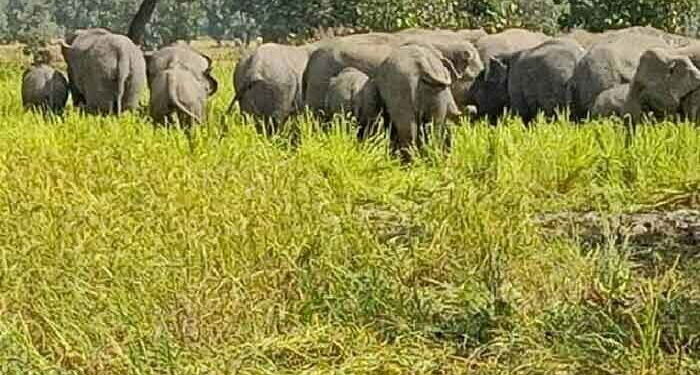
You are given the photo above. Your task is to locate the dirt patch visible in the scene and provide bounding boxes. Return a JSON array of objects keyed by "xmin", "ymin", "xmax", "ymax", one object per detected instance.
[{"xmin": 535, "ymin": 210, "xmax": 700, "ymax": 249}]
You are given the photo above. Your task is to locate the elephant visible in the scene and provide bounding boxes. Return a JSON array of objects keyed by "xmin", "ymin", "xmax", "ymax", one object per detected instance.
[
  {"xmin": 324, "ymin": 67, "xmax": 382, "ymax": 137},
  {"xmin": 22, "ymin": 64, "xmax": 70, "ymax": 115},
  {"xmin": 231, "ymin": 42, "xmax": 318, "ymax": 128},
  {"xmin": 457, "ymin": 29, "xmax": 489, "ymax": 44},
  {"xmin": 21, "ymin": 50, "xmax": 70, "ymax": 115},
  {"xmin": 149, "ymin": 66, "xmax": 210, "ymax": 127},
  {"xmin": 569, "ymin": 32, "xmax": 669, "ymax": 119},
  {"xmin": 508, "ymin": 38, "xmax": 585, "ymax": 123},
  {"xmin": 681, "ymin": 89, "xmax": 700, "ymax": 122},
  {"xmin": 397, "ymin": 28, "xmax": 487, "ymax": 45},
  {"xmin": 624, "ymin": 47, "xmax": 700, "ymax": 121},
  {"xmin": 61, "ymin": 28, "xmax": 147, "ymax": 115},
  {"xmin": 303, "ymin": 33, "xmax": 400, "ymax": 113},
  {"xmin": 466, "ymin": 29, "xmax": 550, "ymax": 120},
  {"xmin": 591, "ymin": 84, "xmax": 631, "ymax": 118},
  {"xmin": 304, "ymin": 31, "xmax": 482, "ymax": 114},
  {"xmin": 474, "ymin": 28, "xmax": 550, "ymax": 63},
  {"xmin": 374, "ymin": 43, "xmax": 460, "ymax": 157},
  {"xmin": 397, "ymin": 30, "xmax": 484, "ymax": 109},
  {"xmin": 144, "ymin": 41, "xmax": 218, "ymax": 96}
]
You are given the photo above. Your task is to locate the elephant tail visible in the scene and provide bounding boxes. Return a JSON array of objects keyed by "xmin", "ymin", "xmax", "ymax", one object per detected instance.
[
  {"xmin": 227, "ymin": 80, "xmax": 256, "ymax": 114},
  {"xmin": 167, "ymin": 71, "xmax": 200, "ymax": 123},
  {"xmin": 115, "ymin": 50, "xmax": 131, "ymax": 115}
]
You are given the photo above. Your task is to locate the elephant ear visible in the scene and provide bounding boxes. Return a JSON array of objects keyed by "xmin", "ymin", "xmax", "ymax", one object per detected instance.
[
  {"xmin": 202, "ymin": 53, "xmax": 214, "ymax": 71},
  {"xmin": 204, "ymin": 73, "xmax": 219, "ymax": 96},
  {"xmin": 440, "ymin": 57, "xmax": 462, "ymax": 81},
  {"xmin": 199, "ymin": 53, "xmax": 218, "ymax": 96},
  {"xmin": 60, "ymin": 41, "xmax": 72, "ymax": 60},
  {"xmin": 419, "ymin": 52, "xmax": 452, "ymax": 88},
  {"xmin": 668, "ymin": 56, "xmax": 700, "ymax": 101}
]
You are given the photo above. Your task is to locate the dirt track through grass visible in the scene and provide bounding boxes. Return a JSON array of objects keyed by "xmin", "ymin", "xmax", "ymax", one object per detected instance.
[{"xmin": 1, "ymin": 54, "xmax": 700, "ymax": 374}]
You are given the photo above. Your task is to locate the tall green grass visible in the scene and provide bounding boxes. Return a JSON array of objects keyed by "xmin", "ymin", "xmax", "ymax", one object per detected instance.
[{"xmin": 0, "ymin": 59, "xmax": 699, "ymax": 374}]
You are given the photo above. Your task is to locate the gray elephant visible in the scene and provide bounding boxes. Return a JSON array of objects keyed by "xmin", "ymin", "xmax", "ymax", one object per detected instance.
[
  {"xmin": 304, "ymin": 31, "xmax": 481, "ymax": 115},
  {"xmin": 21, "ymin": 50, "xmax": 69, "ymax": 115},
  {"xmin": 682, "ymin": 89, "xmax": 700, "ymax": 122},
  {"xmin": 508, "ymin": 39, "xmax": 585, "ymax": 122},
  {"xmin": 569, "ymin": 32, "xmax": 669, "ymax": 119},
  {"xmin": 144, "ymin": 41, "xmax": 218, "ymax": 95},
  {"xmin": 324, "ymin": 67, "xmax": 382, "ymax": 137},
  {"xmin": 475, "ymin": 29, "xmax": 550, "ymax": 63},
  {"xmin": 624, "ymin": 47, "xmax": 700, "ymax": 121},
  {"xmin": 149, "ymin": 67, "xmax": 209, "ymax": 127},
  {"xmin": 398, "ymin": 30, "xmax": 484, "ymax": 109},
  {"xmin": 457, "ymin": 29, "xmax": 489, "ymax": 44},
  {"xmin": 61, "ymin": 28, "xmax": 147, "ymax": 115},
  {"xmin": 231, "ymin": 42, "xmax": 318, "ymax": 128},
  {"xmin": 374, "ymin": 44, "xmax": 460, "ymax": 156},
  {"xmin": 303, "ymin": 33, "xmax": 400, "ymax": 113},
  {"xmin": 147, "ymin": 44, "xmax": 218, "ymax": 127},
  {"xmin": 466, "ymin": 29, "xmax": 550, "ymax": 120},
  {"xmin": 591, "ymin": 84, "xmax": 631, "ymax": 118}
]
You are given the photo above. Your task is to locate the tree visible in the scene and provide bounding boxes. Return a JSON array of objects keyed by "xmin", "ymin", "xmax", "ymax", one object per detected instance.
[
  {"xmin": 562, "ymin": 0, "xmax": 697, "ymax": 34},
  {"xmin": 149, "ymin": 0, "xmax": 205, "ymax": 45},
  {"xmin": 203, "ymin": 0, "xmax": 260, "ymax": 43},
  {"xmin": 128, "ymin": 0, "xmax": 159, "ymax": 45},
  {"xmin": 6, "ymin": 0, "xmax": 58, "ymax": 54},
  {"xmin": 0, "ymin": 0, "xmax": 8, "ymax": 42}
]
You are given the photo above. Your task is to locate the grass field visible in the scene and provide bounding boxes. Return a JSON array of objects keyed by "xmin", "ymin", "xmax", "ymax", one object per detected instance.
[{"xmin": 1, "ymin": 46, "xmax": 700, "ymax": 374}]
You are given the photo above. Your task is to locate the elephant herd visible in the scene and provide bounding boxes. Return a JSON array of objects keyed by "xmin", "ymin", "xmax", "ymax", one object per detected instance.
[
  {"xmin": 20, "ymin": 25, "xmax": 700, "ymax": 155},
  {"xmin": 22, "ymin": 28, "xmax": 217, "ymax": 127},
  {"xmin": 232, "ymin": 25, "xmax": 700, "ymax": 153}
]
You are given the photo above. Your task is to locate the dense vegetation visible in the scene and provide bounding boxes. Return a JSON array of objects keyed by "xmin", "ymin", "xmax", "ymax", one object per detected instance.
[
  {"xmin": 1, "ymin": 43, "xmax": 700, "ymax": 373},
  {"xmin": 0, "ymin": 0, "xmax": 699, "ymax": 46}
]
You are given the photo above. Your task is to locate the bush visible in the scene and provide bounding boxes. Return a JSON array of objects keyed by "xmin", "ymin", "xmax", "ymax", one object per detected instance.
[
  {"xmin": 5, "ymin": 0, "xmax": 58, "ymax": 47},
  {"xmin": 562, "ymin": 0, "xmax": 698, "ymax": 34}
]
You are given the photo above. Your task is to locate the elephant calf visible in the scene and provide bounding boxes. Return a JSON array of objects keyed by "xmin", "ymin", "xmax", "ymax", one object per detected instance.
[
  {"xmin": 146, "ymin": 43, "xmax": 218, "ymax": 127},
  {"xmin": 232, "ymin": 43, "xmax": 317, "ymax": 128},
  {"xmin": 324, "ymin": 67, "xmax": 382, "ymax": 137},
  {"xmin": 591, "ymin": 84, "xmax": 631, "ymax": 118},
  {"xmin": 149, "ymin": 67, "xmax": 209, "ymax": 127},
  {"xmin": 22, "ymin": 64, "xmax": 69, "ymax": 115},
  {"xmin": 375, "ymin": 43, "xmax": 461, "ymax": 157}
]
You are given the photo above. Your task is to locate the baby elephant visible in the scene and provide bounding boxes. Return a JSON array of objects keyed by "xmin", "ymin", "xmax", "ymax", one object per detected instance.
[
  {"xmin": 149, "ymin": 66, "xmax": 210, "ymax": 128},
  {"xmin": 375, "ymin": 43, "xmax": 461, "ymax": 157},
  {"xmin": 325, "ymin": 67, "xmax": 382, "ymax": 138},
  {"xmin": 22, "ymin": 64, "xmax": 69, "ymax": 115},
  {"xmin": 147, "ymin": 44, "xmax": 218, "ymax": 127}
]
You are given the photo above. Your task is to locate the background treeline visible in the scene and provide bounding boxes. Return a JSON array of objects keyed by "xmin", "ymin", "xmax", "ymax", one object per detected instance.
[{"xmin": 1, "ymin": 0, "xmax": 699, "ymax": 47}]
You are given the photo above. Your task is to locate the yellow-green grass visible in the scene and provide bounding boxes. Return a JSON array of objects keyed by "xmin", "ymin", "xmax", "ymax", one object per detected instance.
[{"xmin": 1, "ymin": 56, "xmax": 700, "ymax": 374}]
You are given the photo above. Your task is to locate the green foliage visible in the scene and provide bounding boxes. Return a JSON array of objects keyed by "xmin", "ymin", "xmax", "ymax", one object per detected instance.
[
  {"xmin": 484, "ymin": 0, "xmax": 568, "ymax": 34},
  {"xmin": 355, "ymin": 0, "xmax": 461, "ymax": 31},
  {"xmin": 562, "ymin": 0, "xmax": 699, "ymax": 33},
  {"xmin": 5, "ymin": 0, "xmax": 58, "ymax": 48},
  {"xmin": 2, "ymin": 0, "xmax": 700, "ymax": 45},
  {"xmin": 203, "ymin": 1, "xmax": 259, "ymax": 42},
  {"xmin": 150, "ymin": 0, "xmax": 205, "ymax": 45}
]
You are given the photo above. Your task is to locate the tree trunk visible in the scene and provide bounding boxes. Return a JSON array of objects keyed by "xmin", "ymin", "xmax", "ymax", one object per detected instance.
[{"xmin": 127, "ymin": 0, "xmax": 159, "ymax": 46}]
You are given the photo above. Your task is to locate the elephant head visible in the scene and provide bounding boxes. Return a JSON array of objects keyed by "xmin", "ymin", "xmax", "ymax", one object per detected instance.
[
  {"xmin": 632, "ymin": 47, "xmax": 700, "ymax": 116},
  {"xmin": 466, "ymin": 56, "xmax": 509, "ymax": 119}
]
